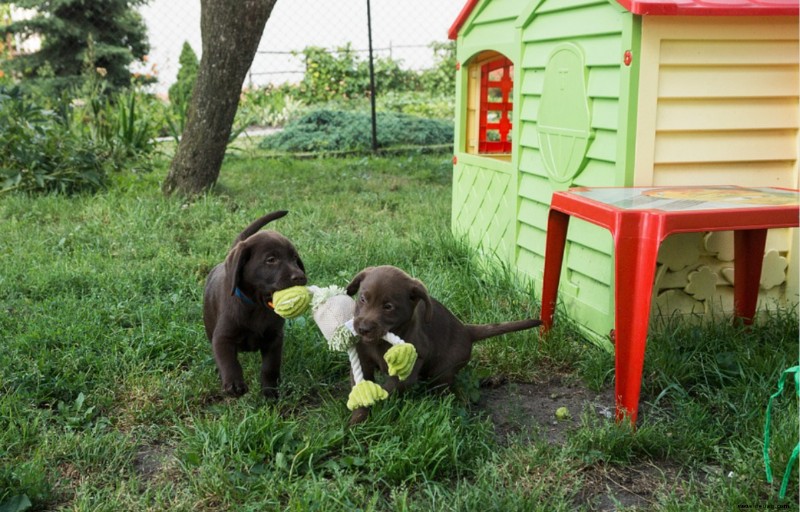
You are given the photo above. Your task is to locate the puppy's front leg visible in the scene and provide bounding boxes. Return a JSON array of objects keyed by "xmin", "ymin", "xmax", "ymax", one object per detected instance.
[
  {"xmin": 212, "ymin": 335, "xmax": 247, "ymax": 396},
  {"xmin": 348, "ymin": 355, "xmax": 424, "ymax": 426},
  {"xmin": 348, "ymin": 353, "xmax": 378, "ymax": 426},
  {"xmin": 259, "ymin": 335, "xmax": 283, "ymax": 399}
]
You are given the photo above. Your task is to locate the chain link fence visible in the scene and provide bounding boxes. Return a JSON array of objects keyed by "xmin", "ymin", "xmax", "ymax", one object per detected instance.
[{"xmin": 139, "ymin": 0, "xmax": 464, "ymax": 95}]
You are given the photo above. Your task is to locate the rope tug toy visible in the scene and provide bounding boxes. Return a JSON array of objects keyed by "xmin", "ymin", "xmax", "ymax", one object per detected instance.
[{"xmin": 269, "ymin": 285, "xmax": 417, "ymax": 410}]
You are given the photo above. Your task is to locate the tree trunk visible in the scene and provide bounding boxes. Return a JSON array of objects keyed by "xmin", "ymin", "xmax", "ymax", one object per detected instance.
[{"xmin": 162, "ymin": 0, "xmax": 277, "ymax": 196}]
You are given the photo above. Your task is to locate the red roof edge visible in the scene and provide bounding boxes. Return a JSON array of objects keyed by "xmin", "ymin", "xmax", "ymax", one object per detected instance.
[
  {"xmin": 448, "ymin": 0, "xmax": 481, "ymax": 39},
  {"xmin": 615, "ymin": 0, "xmax": 799, "ymax": 15},
  {"xmin": 447, "ymin": 0, "xmax": 797, "ymax": 34}
]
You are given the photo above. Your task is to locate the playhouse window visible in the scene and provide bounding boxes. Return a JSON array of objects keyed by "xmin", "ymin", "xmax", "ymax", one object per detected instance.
[{"xmin": 466, "ymin": 52, "xmax": 513, "ymax": 157}]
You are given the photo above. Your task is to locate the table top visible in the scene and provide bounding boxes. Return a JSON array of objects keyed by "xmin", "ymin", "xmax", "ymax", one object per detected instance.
[
  {"xmin": 560, "ymin": 186, "xmax": 799, "ymax": 212},
  {"xmin": 550, "ymin": 186, "xmax": 800, "ymax": 234}
]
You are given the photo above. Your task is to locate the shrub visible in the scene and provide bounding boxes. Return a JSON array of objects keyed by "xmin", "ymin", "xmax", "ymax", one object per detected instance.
[
  {"xmin": 168, "ymin": 42, "xmax": 199, "ymax": 111},
  {"xmin": 258, "ymin": 109, "xmax": 453, "ymax": 154},
  {"xmin": 236, "ymin": 84, "xmax": 306, "ymax": 128},
  {"xmin": 418, "ymin": 41, "xmax": 456, "ymax": 97},
  {"xmin": 294, "ymin": 44, "xmax": 419, "ymax": 104},
  {"xmin": 3, "ymin": 1, "xmax": 149, "ymax": 95},
  {"xmin": 0, "ymin": 85, "xmax": 156, "ymax": 195},
  {"xmin": 378, "ymin": 91, "xmax": 454, "ymax": 120},
  {"xmin": 0, "ymin": 87, "xmax": 108, "ymax": 195}
]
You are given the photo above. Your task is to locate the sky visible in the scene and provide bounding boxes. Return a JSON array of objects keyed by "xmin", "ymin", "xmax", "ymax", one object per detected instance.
[{"xmin": 138, "ymin": 0, "xmax": 465, "ymax": 93}]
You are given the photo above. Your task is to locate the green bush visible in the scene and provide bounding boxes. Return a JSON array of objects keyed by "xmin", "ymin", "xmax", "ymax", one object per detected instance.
[
  {"xmin": 236, "ymin": 84, "xmax": 306, "ymax": 128},
  {"xmin": 288, "ymin": 42, "xmax": 455, "ymax": 107},
  {"xmin": 0, "ymin": 85, "xmax": 156, "ymax": 195},
  {"xmin": 168, "ymin": 42, "xmax": 199, "ymax": 111},
  {"xmin": 0, "ymin": 87, "xmax": 108, "ymax": 195},
  {"xmin": 294, "ymin": 44, "xmax": 419, "ymax": 104},
  {"xmin": 258, "ymin": 109, "xmax": 453, "ymax": 153},
  {"xmin": 418, "ymin": 41, "xmax": 456, "ymax": 97},
  {"xmin": 378, "ymin": 91, "xmax": 454, "ymax": 120}
]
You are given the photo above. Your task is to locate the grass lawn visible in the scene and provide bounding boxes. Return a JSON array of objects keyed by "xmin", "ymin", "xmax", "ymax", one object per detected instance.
[{"xmin": 1, "ymin": 151, "xmax": 797, "ymax": 511}]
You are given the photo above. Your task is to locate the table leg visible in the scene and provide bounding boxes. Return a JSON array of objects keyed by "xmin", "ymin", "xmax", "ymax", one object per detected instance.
[
  {"xmin": 540, "ymin": 209, "xmax": 570, "ymax": 333},
  {"xmin": 613, "ymin": 231, "xmax": 661, "ymax": 425},
  {"xmin": 733, "ymin": 229, "xmax": 768, "ymax": 325}
]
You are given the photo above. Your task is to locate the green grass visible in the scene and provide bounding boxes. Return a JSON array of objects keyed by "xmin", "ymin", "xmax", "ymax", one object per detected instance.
[{"xmin": 1, "ymin": 151, "xmax": 797, "ymax": 511}]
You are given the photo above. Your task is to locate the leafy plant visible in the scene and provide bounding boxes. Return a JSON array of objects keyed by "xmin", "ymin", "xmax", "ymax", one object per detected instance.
[
  {"xmin": 418, "ymin": 41, "xmax": 457, "ymax": 97},
  {"xmin": 294, "ymin": 44, "xmax": 419, "ymax": 104},
  {"xmin": 0, "ymin": 79, "xmax": 156, "ymax": 195},
  {"xmin": 0, "ymin": 86, "xmax": 108, "ymax": 195},
  {"xmin": 236, "ymin": 85, "xmax": 305, "ymax": 128}
]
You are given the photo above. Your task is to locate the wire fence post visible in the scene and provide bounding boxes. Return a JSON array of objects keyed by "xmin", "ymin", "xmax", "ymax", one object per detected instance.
[{"xmin": 366, "ymin": 0, "xmax": 378, "ymax": 152}]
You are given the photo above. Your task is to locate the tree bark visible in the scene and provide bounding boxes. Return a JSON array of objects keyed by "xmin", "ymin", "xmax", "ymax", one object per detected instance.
[{"xmin": 162, "ymin": 0, "xmax": 277, "ymax": 196}]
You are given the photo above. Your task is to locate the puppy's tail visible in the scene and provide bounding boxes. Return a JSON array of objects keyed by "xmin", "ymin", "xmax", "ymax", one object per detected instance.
[
  {"xmin": 467, "ymin": 318, "xmax": 542, "ymax": 343},
  {"xmin": 233, "ymin": 210, "xmax": 289, "ymax": 245}
]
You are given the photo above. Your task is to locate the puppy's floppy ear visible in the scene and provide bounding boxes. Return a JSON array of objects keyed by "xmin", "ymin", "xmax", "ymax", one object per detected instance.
[
  {"xmin": 346, "ymin": 267, "xmax": 374, "ymax": 296},
  {"xmin": 225, "ymin": 241, "xmax": 250, "ymax": 296},
  {"xmin": 408, "ymin": 279, "xmax": 433, "ymax": 323}
]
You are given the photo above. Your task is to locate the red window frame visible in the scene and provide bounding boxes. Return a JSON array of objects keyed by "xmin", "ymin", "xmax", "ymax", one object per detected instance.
[{"xmin": 478, "ymin": 57, "xmax": 513, "ymax": 154}]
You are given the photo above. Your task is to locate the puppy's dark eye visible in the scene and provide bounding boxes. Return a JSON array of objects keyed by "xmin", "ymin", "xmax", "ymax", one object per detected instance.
[
  {"xmin": 359, "ymin": 294, "xmax": 367, "ymax": 304},
  {"xmin": 265, "ymin": 256, "xmax": 278, "ymax": 265},
  {"xmin": 382, "ymin": 302, "xmax": 394, "ymax": 312}
]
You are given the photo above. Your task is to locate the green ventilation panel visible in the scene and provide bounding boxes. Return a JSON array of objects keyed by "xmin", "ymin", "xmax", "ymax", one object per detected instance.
[{"xmin": 537, "ymin": 43, "xmax": 594, "ymax": 190}]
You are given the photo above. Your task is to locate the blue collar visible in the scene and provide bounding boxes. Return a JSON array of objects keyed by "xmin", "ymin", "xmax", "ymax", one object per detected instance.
[{"xmin": 234, "ymin": 287, "xmax": 256, "ymax": 306}]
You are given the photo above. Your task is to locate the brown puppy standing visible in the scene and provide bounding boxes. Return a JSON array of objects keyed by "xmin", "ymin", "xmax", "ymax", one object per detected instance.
[
  {"xmin": 346, "ymin": 265, "xmax": 541, "ymax": 424},
  {"xmin": 203, "ymin": 211, "xmax": 307, "ymax": 398}
]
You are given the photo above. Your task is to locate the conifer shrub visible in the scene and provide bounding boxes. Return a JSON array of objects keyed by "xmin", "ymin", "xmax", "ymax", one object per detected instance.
[{"xmin": 259, "ymin": 109, "xmax": 452, "ymax": 153}]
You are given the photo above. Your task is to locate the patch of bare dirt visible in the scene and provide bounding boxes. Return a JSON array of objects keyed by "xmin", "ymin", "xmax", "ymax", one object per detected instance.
[
  {"xmin": 576, "ymin": 460, "xmax": 693, "ymax": 511},
  {"xmin": 477, "ymin": 376, "xmax": 692, "ymax": 511},
  {"xmin": 133, "ymin": 442, "xmax": 173, "ymax": 483},
  {"xmin": 478, "ymin": 376, "xmax": 616, "ymax": 444}
]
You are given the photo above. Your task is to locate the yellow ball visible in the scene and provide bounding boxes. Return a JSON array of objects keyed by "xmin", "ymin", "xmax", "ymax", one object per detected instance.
[{"xmin": 270, "ymin": 286, "xmax": 312, "ymax": 319}]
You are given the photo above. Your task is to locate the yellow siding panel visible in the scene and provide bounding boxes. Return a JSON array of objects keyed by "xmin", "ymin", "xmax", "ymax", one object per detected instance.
[
  {"xmin": 658, "ymin": 65, "xmax": 798, "ymax": 99},
  {"xmin": 660, "ymin": 39, "xmax": 799, "ymax": 66},
  {"xmin": 652, "ymin": 161, "xmax": 798, "ymax": 188},
  {"xmin": 654, "ymin": 130, "xmax": 797, "ymax": 164},
  {"xmin": 656, "ymin": 98, "xmax": 799, "ymax": 131}
]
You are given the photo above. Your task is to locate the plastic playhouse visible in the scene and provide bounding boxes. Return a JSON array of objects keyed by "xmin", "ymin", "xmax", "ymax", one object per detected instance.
[{"xmin": 448, "ymin": 0, "xmax": 799, "ymax": 343}]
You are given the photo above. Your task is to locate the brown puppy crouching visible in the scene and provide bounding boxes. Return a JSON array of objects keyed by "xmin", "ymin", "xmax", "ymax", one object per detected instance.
[
  {"xmin": 203, "ymin": 211, "xmax": 307, "ymax": 398},
  {"xmin": 346, "ymin": 265, "xmax": 541, "ymax": 424}
]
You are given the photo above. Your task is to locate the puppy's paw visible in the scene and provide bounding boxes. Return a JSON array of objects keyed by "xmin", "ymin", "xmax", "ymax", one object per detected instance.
[
  {"xmin": 223, "ymin": 379, "xmax": 248, "ymax": 397},
  {"xmin": 347, "ymin": 407, "xmax": 369, "ymax": 427},
  {"xmin": 261, "ymin": 386, "xmax": 279, "ymax": 400}
]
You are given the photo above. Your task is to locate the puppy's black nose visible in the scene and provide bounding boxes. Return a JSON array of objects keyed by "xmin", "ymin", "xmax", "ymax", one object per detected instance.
[{"xmin": 355, "ymin": 320, "xmax": 377, "ymax": 337}]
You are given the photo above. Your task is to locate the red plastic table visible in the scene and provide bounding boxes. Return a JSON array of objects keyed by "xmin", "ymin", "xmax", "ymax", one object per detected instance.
[{"xmin": 539, "ymin": 186, "xmax": 800, "ymax": 424}]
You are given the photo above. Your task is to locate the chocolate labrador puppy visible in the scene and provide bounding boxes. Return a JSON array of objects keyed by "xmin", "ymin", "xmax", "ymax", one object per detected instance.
[
  {"xmin": 203, "ymin": 210, "xmax": 307, "ymax": 398},
  {"xmin": 346, "ymin": 265, "xmax": 541, "ymax": 424}
]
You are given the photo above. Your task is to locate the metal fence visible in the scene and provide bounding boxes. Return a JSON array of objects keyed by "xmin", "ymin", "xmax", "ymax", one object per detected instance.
[{"xmin": 138, "ymin": 0, "xmax": 464, "ymax": 95}]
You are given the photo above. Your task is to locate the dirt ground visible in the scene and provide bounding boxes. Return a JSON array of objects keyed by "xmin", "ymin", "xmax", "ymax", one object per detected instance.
[{"xmin": 477, "ymin": 376, "xmax": 692, "ymax": 511}]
